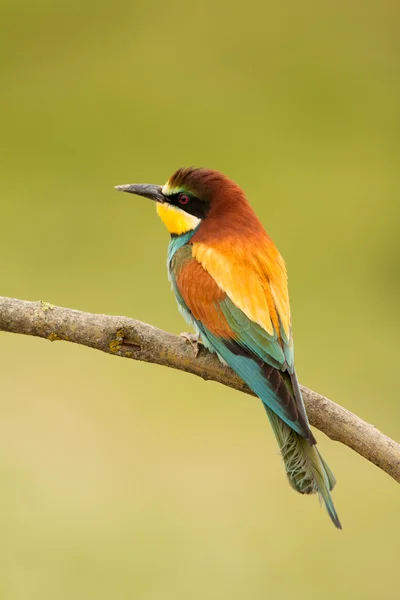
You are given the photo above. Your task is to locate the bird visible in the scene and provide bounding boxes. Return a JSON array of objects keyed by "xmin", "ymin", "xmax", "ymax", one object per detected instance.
[{"xmin": 115, "ymin": 167, "xmax": 341, "ymax": 529}]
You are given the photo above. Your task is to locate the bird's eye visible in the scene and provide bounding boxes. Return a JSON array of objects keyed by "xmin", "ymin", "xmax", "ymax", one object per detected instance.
[{"xmin": 178, "ymin": 193, "xmax": 190, "ymax": 205}]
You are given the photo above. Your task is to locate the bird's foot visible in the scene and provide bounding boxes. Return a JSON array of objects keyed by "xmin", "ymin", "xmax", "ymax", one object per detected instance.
[{"xmin": 180, "ymin": 332, "xmax": 203, "ymax": 357}]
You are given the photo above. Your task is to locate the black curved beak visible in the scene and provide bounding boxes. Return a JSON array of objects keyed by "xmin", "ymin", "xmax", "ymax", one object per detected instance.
[{"xmin": 114, "ymin": 183, "xmax": 165, "ymax": 203}]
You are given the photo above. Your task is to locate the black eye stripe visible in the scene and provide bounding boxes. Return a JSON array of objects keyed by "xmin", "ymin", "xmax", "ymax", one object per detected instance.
[
  {"xmin": 168, "ymin": 192, "xmax": 193, "ymax": 201},
  {"xmin": 165, "ymin": 192, "xmax": 210, "ymax": 220}
]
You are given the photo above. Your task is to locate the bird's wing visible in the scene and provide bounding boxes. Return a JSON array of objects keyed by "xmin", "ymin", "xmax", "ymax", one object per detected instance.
[
  {"xmin": 192, "ymin": 239, "xmax": 294, "ymax": 368},
  {"xmin": 170, "ymin": 244, "xmax": 313, "ymax": 442}
]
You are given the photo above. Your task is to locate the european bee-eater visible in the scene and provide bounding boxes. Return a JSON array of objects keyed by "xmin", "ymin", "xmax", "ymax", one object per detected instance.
[{"xmin": 116, "ymin": 167, "xmax": 341, "ymax": 529}]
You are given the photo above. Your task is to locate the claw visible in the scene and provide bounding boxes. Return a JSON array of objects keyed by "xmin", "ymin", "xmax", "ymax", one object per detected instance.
[{"xmin": 180, "ymin": 332, "xmax": 203, "ymax": 357}]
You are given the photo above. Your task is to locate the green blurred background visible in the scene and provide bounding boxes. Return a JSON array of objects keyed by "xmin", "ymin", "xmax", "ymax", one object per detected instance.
[{"xmin": 1, "ymin": 0, "xmax": 399, "ymax": 598}]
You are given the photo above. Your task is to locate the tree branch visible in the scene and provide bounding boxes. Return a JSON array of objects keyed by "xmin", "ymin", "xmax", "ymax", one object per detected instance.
[{"xmin": 1, "ymin": 296, "xmax": 399, "ymax": 483}]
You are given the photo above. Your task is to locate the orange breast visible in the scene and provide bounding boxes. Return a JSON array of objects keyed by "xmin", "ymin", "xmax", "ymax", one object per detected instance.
[{"xmin": 176, "ymin": 258, "xmax": 235, "ymax": 339}]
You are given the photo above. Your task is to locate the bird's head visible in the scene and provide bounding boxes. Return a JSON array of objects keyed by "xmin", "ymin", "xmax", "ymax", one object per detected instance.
[{"xmin": 115, "ymin": 167, "xmax": 246, "ymax": 236}]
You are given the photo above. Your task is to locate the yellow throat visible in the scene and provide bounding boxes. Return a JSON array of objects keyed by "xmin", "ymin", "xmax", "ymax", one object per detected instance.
[{"xmin": 156, "ymin": 203, "xmax": 200, "ymax": 235}]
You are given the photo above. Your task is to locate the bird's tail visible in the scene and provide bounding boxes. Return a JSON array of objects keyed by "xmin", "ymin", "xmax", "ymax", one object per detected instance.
[{"xmin": 265, "ymin": 406, "xmax": 341, "ymax": 529}]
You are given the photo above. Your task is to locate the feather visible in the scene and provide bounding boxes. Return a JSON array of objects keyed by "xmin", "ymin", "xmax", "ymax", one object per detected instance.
[
  {"xmin": 170, "ymin": 246, "xmax": 314, "ymax": 442},
  {"xmin": 161, "ymin": 167, "xmax": 340, "ymax": 528}
]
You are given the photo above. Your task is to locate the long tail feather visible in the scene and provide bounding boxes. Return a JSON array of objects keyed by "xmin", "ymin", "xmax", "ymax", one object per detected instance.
[{"xmin": 265, "ymin": 406, "xmax": 341, "ymax": 529}]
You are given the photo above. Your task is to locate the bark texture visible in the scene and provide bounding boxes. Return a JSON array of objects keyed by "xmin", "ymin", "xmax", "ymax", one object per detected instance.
[{"xmin": 0, "ymin": 296, "xmax": 399, "ymax": 483}]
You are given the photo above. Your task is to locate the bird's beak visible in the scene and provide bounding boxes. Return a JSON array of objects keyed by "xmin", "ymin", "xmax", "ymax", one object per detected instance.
[{"xmin": 114, "ymin": 183, "xmax": 165, "ymax": 203}]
